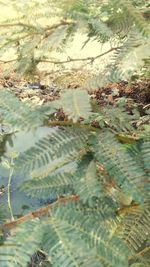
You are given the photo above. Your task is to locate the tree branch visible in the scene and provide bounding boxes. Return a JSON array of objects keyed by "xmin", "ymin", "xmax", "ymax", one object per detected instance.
[
  {"xmin": 2, "ymin": 195, "xmax": 80, "ymax": 230},
  {"xmin": 44, "ymin": 20, "xmax": 74, "ymax": 31},
  {"xmin": 0, "ymin": 46, "xmax": 121, "ymax": 66},
  {"xmin": 0, "ymin": 20, "xmax": 73, "ymax": 30},
  {"xmin": 40, "ymin": 46, "xmax": 122, "ymax": 64},
  {"xmin": 0, "ymin": 22, "xmax": 37, "ymax": 29},
  {"xmin": 46, "ymin": 120, "xmax": 97, "ymax": 131},
  {"xmin": 0, "ymin": 59, "xmax": 17, "ymax": 64}
]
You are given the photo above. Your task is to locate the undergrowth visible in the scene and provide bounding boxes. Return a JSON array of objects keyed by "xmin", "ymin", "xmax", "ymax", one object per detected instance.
[{"xmin": 0, "ymin": 0, "xmax": 149, "ymax": 267}]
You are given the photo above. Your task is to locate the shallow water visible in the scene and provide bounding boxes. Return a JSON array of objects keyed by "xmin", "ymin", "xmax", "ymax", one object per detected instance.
[{"xmin": 0, "ymin": 127, "xmax": 54, "ymax": 216}]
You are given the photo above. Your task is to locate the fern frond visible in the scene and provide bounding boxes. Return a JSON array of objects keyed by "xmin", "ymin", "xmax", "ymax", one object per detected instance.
[
  {"xmin": 0, "ymin": 220, "xmax": 44, "ymax": 267},
  {"xmin": 127, "ymin": 135, "xmax": 150, "ymax": 195},
  {"xmin": 20, "ymin": 170, "xmax": 75, "ymax": 200},
  {"xmin": 75, "ymin": 198, "xmax": 117, "ymax": 230},
  {"xmin": 107, "ymin": 29, "xmax": 142, "ymax": 72},
  {"xmin": 45, "ymin": 203, "xmax": 130, "ymax": 267},
  {"xmin": 91, "ymin": 131, "xmax": 148, "ymax": 203},
  {"xmin": 0, "ymin": 90, "xmax": 56, "ymax": 130},
  {"xmin": 99, "ymin": 105, "xmax": 137, "ymax": 133},
  {"xmin": 59, "ymin": 89, "xmax": 92, "ymax": 122},
  {"xmin": 111, "ymin": 0, "xmax": 150, "ymax": 36},
  {"xmin": 0, "ymin": 205, "xmax": 7, "ymax": 225},
  {"xmin": 118, "ymin": 203, "xmax": 150, "ymax": 252},
  {"xmin": 141, "ymin": 134, "xmax": 150, "ymax": 175},
  {"xmin": 141, "ymin": 135, "xmax": 150, "ymax": 195},
  {"xmin": 84, "ymin": 27, "xmax": 143, "ymax": 89},
  {"xmin": 15, "ymin": 127, "xmax": 88, "ymax": 174},
  {"xmin": 73, "ymin": 157, "xmax": 104, "ymax": 205},
  {"xmin": 43, "ymin": 218, "xmax": 101, "ymax": 267},
  {"xmin": 40, "ymin": 25, "xmax": 69, "ymax": 53},
  {"xmin": 87, "ymin": 18, "xmax": 113, "ymax": 43}
]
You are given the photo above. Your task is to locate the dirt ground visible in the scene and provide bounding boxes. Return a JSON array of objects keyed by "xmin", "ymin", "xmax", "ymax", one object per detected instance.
[{"xmin": 0, "ymin": 68, "xmax": 150, "ymax": 118}]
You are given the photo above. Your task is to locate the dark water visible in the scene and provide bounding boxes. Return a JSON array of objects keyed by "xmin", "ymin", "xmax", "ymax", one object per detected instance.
[{"xmin": 0, "ymin": 127, "xmax": 54, "ymax": 216}]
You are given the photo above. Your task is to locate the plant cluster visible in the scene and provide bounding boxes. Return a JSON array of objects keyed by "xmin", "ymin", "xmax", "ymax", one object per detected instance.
[
  {"xmin": 0, "ymin": 86, "xmax": 149, "ymax": 267},
  {"xmin": 0, "ymin": 0, "xmax": 149, "ymax": 267}
]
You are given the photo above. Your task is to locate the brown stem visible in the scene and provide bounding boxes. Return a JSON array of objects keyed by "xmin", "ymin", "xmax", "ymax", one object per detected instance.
[
  {"xmin": 0, "ymin": 59, "xmax": 17, "ymax": 64},
  {"xmin": 0, "ymin": 22, "xmax": 36, "ymax": 28},
  {"xmin": 46, "ymin": 120, "xmax": 97, "ymax": 131},
  {"xmin": 40, "ymin": 47, "xmax": 122, "ymax": 64},
  {"xmin": 128, "ymin": 246, "xmax": 150, "ymax": 261},
  {"xmin": 0, "ymin": 20, "xmax": 73, "ymax": 30},
  {"xmin": 0, "ymin": 46, "xmax": 121, "ymax": 65},
  {"xmin": 44, "ymin": 20, "xmax": 74, "ymax": 31},
  {"xmin": 2, "ymin": 195, "xmax": 80, "ymax": 230}
]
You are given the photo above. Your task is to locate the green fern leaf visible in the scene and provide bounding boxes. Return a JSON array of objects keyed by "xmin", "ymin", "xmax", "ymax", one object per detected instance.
[
  {"xmin": 20, "ymin": 169, "xmax": 76, "ymax": 199},
  {"xmin": 15, "ymin": 127, "xmax": 88, "ymax": 174},
  {"xmin": 141, "ymin": 135, "xmax": 150, "ymax": 178},
  {"xmin": 92, "ymin": 131, "xmax": 147, "ymax": 203},
  {"xmin": 118, "ymin": 204, "xmax": 150, "ymax": 251},
  {"xmin": 88, "ymin": 18, "xmax": 113, "ymax": 43},
  {"xmin": 43, "ymin": 218, "xmax": 101, "ymax": 267},
  {"xmin": 74, "ymin": 158, "xmax": 103, "ymax": 205},
  {"xmin": 112, "ymin": 0, "xmax": 150, "ymax": 36},
  {"xmin": 0, "ymin": 220, "xmax": 44, "ymax": 267},
  {"xmin": 59, "ymin": 89, "xmax": 92, "ymax": 122},
  {"xmin": 0, "ymin": 90, "xmax": 56, "ymax": 130},
  {"xmin": 45, "ymin": 203, "xmax": 130, "ymax": 267}
]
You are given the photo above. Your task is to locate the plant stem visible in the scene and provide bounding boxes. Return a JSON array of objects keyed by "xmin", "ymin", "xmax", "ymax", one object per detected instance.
[
  {"xmin": 46, "ymin": 120, "xmax": 98, "ymax": 131},
  {"xmin": 41, "ymin": 47, "xmax": 122, "ymax": 65},
  {"xmin": 3, "ymin": 195, "xmax": 80, "ymax": 230},
  {"xmin": 7, "ymin": 159, "xmax": 14, "ymax": 221}
]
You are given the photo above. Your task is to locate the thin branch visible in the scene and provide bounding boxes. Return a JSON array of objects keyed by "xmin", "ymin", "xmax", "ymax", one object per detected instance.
[
  {"xmin": 40, "ymin": 47, "xmax": 122, "ymax": 64},
  {"xmin": 0, "ymin": 59, "xmax": 17, "ymax": 64},
  {"xmin": 44, "ymin": 20, "xmax": 74, "ymax": 31},
  {"xmin": 46, "ymin": 120, "xmax": 97, "ymax": 131},
  {"xmin": 128, "ymin": 246, "xmax": 150, "ymax": 261},
  {"xmin": 116, "ymin": 202, "xmax": 149, "ymax": 216},
  {"xmin": 2, "ymin": 195, "xmax": 80, "ymax": 230},
  {"xmin": 0, "ymin": 46, "xmax": 121, "ymax": 65},
  {"xmin": 0, "ymin": 47, "xmax": 121, "ymax": 65},
  {"xmin": 0, "ymin": 20, "xmax": 73, "ymax": 30},
  {"xmin": 135, "ymin": 246, "xmax": 150, "ymax": 257},
  {"xmin": 0, "ymin": 22, "xmax": 37, "ymax": 29},
  {"xmin": 7, "ymin": 158, "xmax": 14, "ymax": 221}
]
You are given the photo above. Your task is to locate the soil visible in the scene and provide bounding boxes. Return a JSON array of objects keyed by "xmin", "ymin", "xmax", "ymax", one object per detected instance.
[
  {"xmin": 92, "ymin": 79, "xmax": 150, "ymax": 116},
  {"xmin": 0, "ymin": 70, "xmax": 149, "ymax": 116}
]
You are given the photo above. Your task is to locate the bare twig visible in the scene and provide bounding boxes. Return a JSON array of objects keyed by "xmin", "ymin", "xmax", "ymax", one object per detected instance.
[
  {"xmin": 0, "ymin": 59, "xmax": 17, "ymax": 64},
  {"xmin": 0, "ymin": 45, "xmax": 121, "ymax": 65},
  {"xmin": 0, "ymin": 20, "xmax": 73, "ymax": 30},
  {"xmin": 40, "ymin": 47, "xmax": 122, "ymax": 64},
  {"xmin": 128, "ymin": 246, "xmax": 150, "ymax": 261},
  {"xmin": 7, "ymin": 158, "xmax": 14, "ymax": 221},
  {"xmin": 46, "ymin": 120, "xmax": 97, "ymax": 131},
  {"xmin": 0, "ymin": 22, "xmax": 37, "ymax": 29},
  {"xmin": 2, "ymin": 195, "xmax": 80, "ymax": 230},
  {"xmin": 44, "ymin": 20, "xmax": 74, "ymax": 31}
]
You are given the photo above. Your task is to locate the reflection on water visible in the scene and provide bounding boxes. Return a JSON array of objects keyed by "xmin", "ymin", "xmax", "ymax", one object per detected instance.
[{"xmin": 0, "ymin": 127, "xmax": 54, "ymax": 216}]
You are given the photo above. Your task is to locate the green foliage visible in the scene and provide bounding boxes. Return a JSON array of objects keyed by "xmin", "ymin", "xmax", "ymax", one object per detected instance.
[
  {"xmin": 15, "ymin": 127, "xmax": 87, "ymax": 175},
  {"xmin": 85, "ymin": 104, "xmax": 139, "ymax": 133},
  {"xmin": 118, "ymin": 203, "xmax": 150, "ymax": 251},
  {"xmin": 0, "ymin": 0, "xmax": 149, "ymax": 266},
  {"xmin": 59, "ymin": 89, "xmax": 91, "ymax": 122},
  {"xmin": 0, "ymin": 90, "xmax": 56, "ymax": 130},
  {"xmin": 0, "ymin": 88, "xmax": 149, "ymax": 266},
  {"xmin": 92, "ymin": 131, "xmax": 148, "ymax": 203},
  {"xmin": 0, "ymin": 220, "xmax": 44, "ymax": 267}
]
